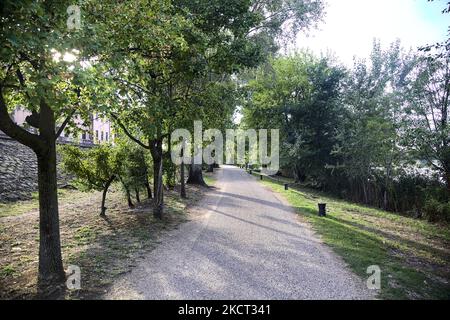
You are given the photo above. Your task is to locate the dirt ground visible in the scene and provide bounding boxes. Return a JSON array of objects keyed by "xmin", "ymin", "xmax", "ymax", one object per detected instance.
[{"xmin": 0, "ymin": 181, "xmax": 209, "ymax": 299}]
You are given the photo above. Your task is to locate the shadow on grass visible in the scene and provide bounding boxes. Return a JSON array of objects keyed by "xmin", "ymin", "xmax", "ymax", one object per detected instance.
[
  {"xmin": 293, "ymin": 203, "xmax": 450, "ymax": 300},
  {"xmin": 64, "ymin": 189, "xmax": 198, "ymax": 299},
  {"xmin": 325, "ymin": 214, "xmax": 450, "ymax": 262}
]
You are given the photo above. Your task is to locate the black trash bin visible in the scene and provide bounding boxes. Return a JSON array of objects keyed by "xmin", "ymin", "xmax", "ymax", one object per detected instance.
[{"xmin": 318, "ymin": 203, "xmax": 326, "ymax": 217}]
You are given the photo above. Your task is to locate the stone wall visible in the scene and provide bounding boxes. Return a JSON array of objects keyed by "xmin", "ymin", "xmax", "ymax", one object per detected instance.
[{"xmin": 0, "ymin": 135, "xmax": 75, "ymax": 203}]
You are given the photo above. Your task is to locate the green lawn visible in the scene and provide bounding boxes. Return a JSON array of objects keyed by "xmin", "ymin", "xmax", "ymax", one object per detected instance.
[{"xmin": 256, "ymin": 174, "xmax": 450, "ymax": 300}]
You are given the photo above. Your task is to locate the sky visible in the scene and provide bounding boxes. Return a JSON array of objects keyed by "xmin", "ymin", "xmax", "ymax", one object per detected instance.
[{"xmin": 293, "ymin": 0, "xmax": 449, "ymax": 65}]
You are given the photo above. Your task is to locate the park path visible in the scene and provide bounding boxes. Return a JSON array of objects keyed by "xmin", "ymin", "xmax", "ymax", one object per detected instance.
[{"xmin": 104, "ymin": 165, "xmax": 373, "ymax": 299}]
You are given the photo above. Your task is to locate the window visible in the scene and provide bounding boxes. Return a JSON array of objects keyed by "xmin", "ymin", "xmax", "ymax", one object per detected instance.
[
  {"xmin": 82, "ymin": 132, "xmax": 86, "ymax": 140},
  {"xmin": 101, "ymin": 131, "xmax": 104, "ymax": 141},
  {"xmin": 105, "ymin": 132, "xmax": 109, "ymax": 141},
  {"xmin": 96, "ymin": 130, "xmax": 99, "ymax": 140}
]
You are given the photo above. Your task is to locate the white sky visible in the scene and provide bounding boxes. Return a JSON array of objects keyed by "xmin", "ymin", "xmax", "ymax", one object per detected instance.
[{"xmin": 292, "ymin": 0, "xmax": 449, "ymax": 65}]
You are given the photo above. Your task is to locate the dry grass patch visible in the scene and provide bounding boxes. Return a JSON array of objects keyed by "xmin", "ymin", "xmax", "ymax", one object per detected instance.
[{"xmin": 0, "ymin": 181, "xmax": 209, "ymax": 299}]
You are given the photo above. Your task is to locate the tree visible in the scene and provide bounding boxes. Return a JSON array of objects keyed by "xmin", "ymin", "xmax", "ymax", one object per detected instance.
[
  {"xmin": 60, "ymin": 144, "xmax": 123, "ymax": 216},
  {"xmin": 334, "ymin": 41, "xmax": 417, "ymax": 207},
  {"xmin": 121, "ymin": 142, "xmax": 153, "ymax": 202},
  {"xmin": 0, "ymin": 0, "xmax": 99, "ymax": 293},
  {"xmin": 242, "ymin": 52, "xmax": 345, "ymax": 184},
  {"xmin": 403, "ymin": 52, "xmax": 450, "ymax": 192}
]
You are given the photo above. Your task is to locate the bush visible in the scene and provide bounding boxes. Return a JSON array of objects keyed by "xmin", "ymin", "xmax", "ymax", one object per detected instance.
[{"xmin": 423, "ymin": 198, "xmax": 450, "ymax": 223}]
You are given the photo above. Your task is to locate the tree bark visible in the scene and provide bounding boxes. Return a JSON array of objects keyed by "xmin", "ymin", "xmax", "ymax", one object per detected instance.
[
  {"xmin": 35, "ymin": 100, "xmax": 65, "ymax": 296},
  {"xmin": 179, "ymin": 141, "xmax": 187, "ymax": 198},
  {"xmin": 180, "ymin": 164, "xmax": 186, "ymax": 198},
  {"xmin": 100, "ymin": 176, "xmax": 115, "ymax": 216},
  {"xmin": 144, "ymin": 179, "xmax": 152, "ymax": 199},
  {"xmin": 150, "ymin": 139, "xmax": 164, "ymax": 219},
  {"xmin": 187, "ymin": 163, "xmax": 207, "ymax": 186},
  {"xmin": 126, "ymin": 189, "xmax": 134, "ymax": 208},
  {"xmin": 445, "ymin": 168, "xmax": 450, "ymax": 194},
  {"xmin": 135, "ymin": 188, "xmax": 140, "ymax": 203},
  {"xmin": 119, "ymin": 176, "xmax": 134, "ymax": 208},
  {"xmin": 36, "ymin": 141, "xmax": 66, "ymax": 296}
]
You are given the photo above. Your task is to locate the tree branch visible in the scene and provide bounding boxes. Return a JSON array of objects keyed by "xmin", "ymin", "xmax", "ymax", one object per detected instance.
[
  {"xmin": 0, "ymin": 86, "xmax": 46, "ymax": 154},
  {"xmin": 110, "ymin": 113, "xmax": 150, "ymax": 149},
  {"xmin": 56, "ymin": 109, "xmax": 76, "ymax": 139},
  {"xmin": 113, "ymin": 77, "xmax": 152, "ymax": 96}
]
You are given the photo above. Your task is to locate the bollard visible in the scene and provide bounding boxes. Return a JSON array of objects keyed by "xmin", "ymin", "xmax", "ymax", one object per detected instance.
[
  {"xmin": 284, "ymin": 183, "xmax": 288, "ymax": 190},
  {"xmin": 260, "ymin": 175, "xmax": 263, "ymax": 180},
  {"xmin": 249, "ymin": 169, "xmax": 252, "ymax": 175},
  {"xmin": 318, "ymin": 203, "xmax": 326, "ymax": 217}
]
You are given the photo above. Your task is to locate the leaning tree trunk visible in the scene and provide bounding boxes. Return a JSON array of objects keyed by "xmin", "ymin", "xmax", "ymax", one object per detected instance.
[
  {"xmin": 100, "ymin": 176, "xmax": 115, "ymax": 216},
  {"xmin": 126, "ymin": 188, "xmax": 134, "ymax": 208},
  {"xmin": 150, "ymin": 139, "xmax": 164, "ymax": 219},
  {"xmin": 119, "ymin": 176, "xmax": 134, "ymax": 208},
  {"xmin": 187, "ymin": 163, "xmax": 207, "ymax": 186},
  {"xmin": 144, "ymin": 180, "xmax": 152, "ymax": 199},
  {"xmin": 135, "ymin": 188, "xmax": 140, "ymax": 203}
]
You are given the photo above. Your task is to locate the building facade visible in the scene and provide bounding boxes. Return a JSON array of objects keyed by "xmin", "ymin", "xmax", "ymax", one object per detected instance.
[{"xmin": 3, "ymin": 107, "xmax": 114, "ymax": 145}]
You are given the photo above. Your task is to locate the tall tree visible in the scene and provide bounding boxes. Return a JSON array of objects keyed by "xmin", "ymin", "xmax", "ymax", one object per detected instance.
[
  {"xmin": 0, "ymin": 0, "xmax": 98, "ymax": 293},
  {"xmin": 403, "ymin": 52, "xmax": 450, "ymax": 192}
]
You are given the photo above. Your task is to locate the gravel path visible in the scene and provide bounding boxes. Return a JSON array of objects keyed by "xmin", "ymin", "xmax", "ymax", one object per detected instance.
[{"xmin": 104, "ymin": 165, "xmax": 374, "ymax": 299}]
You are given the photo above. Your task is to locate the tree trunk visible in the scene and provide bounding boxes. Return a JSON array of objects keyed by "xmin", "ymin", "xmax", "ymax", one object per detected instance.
[
  {"xmin": 36, "ymin": 141, "xmax": 66, "ymax": 296},
  {"xmin": 180, "ymin": 141, "xmax": 187, "ymax": 198},
  {"xmin": 135, "ymin": 188, "xmax": 140, "ymax": 203},
  {"xmin": 119, "ymin": 176, "xmax": 134, "ymax": 208},
  {"xmin": 150, "ymin": 139, "xmax": 164, "ymax": 219},
  {"xmin": 362, "ymin": 180, "xmax": 368, "ymax": 204},
  {"xmin": 144, "ymin": 179, "xmax": 152, "ymax": 199},
  {"xmin": 207, "ymin": 164, "xmax": 214, "ymax": 173},
  {"xmin": 153, "ymin": 156, "xmax": 163, "ymax": 218},
  {"xmin": 180, "ymin": 164, "xmax": 186, "ymax": 198},
  {"xmin": 187, "ymin": 163, "xmax": 207, "ymax": 186},
  {"xmin": 100, "ymin": 176, "xmax": 115, "ymax": 216},
  {"xmin": 165, "ymin": 136, "xmax": 175, "ymax": 189},
  {"xmin": 444, "ymin": 163, "xmax": 450, "ymax": 194},
  {"xmin": 126, "ymin": 189, "xmax": 134, "ymax": 208}
]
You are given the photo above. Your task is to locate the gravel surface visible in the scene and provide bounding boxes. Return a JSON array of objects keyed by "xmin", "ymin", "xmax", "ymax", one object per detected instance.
[{"xmin": 104, "ymin": 165, "xmax": 374, "ymax": 300}]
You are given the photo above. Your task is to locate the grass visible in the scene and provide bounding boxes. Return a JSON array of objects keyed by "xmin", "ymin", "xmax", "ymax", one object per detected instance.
[
  {"xmin": 0, "ymin": 265, "xmax": 17, "ymax": 277},
  {"xmin": 204, "ymin": 171, "xmax": 217, "ymax": 186},
  {"xmin": 0, "ymin": 180, "xmax": 211, "ymax": 299},
  {"xmin": 0, "ymin": 189, "xmax": 85, "ymax": 218},
  {"xmin": 256, "ymin": 173, "xmax": 450, "ymax": 300}
]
